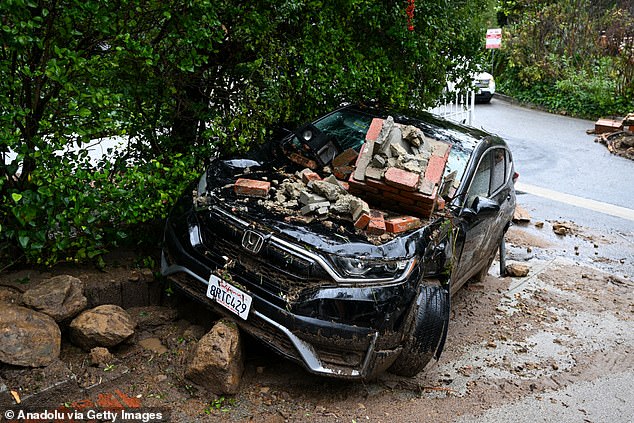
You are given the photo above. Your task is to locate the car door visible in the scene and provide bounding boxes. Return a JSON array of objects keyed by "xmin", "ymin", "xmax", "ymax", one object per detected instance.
[{"xmin": 451, "ymin": 147, "xmax": 512, "ymax": 293}]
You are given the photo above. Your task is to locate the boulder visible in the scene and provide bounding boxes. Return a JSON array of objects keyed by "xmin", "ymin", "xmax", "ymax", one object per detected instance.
[
  {"xmin": 0, "ymin": 304, "xmax": 61, "ymax": 367},
  {"xmin": 185, "ymin": 319, "xmax": 244, "ymax": 395},
  {"xmin": 22, "ymin": 275, "xmax": 87, "ymax": 322},
  {"xmin": 69, "ymin": 305, "xmax": 136, "ymax": 350}
]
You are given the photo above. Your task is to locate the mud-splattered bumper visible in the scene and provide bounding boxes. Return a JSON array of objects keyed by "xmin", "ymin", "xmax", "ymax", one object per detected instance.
[{"xmin": 161, "ymin": 206, "xmax": 415, "ymax": 379}]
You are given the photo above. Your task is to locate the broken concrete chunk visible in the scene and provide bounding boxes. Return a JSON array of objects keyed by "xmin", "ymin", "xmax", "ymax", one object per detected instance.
[
  {"xmin": 374, "ymin": 116, "xmax": 394, "ymax": 154},
  {"xmin": 402, "ymin": 125, "xmax": 423, "ymax": 147},
  {"xmin": 390, "ymin": 143, "xmax": 409, "ymax": 159},
  {"xmin": 331, "ymin": 194, "xmax": 356, "ymax": 214},
  {"xmin": 234, "ymin": 178, "xmax": 271, "ymax": 198},
  {"xmin": 300, "ymin": 201, "xmax": 331, "ymax": 215},
  {"xmin": 322, "ymin": 174, "xmax": 348, "ymax": 190},
  {"xmin": 365, "ymin": 166, "xmax": 384, "ymax": 181},
  {"xmin": 311, "ymin": 180, "xmax": 346, "ymax": 202},
  {"xmin": 350, "ymin": 197, "xmax": 371, "ymax": 221},
  {"xmin": 371, "ymin": 154, "xmax": 387, "ymax": 168},
  {"xmin": 299, "ymin": 190, "xmax": 327, "ymax": 206},
  {"xmin": 353, "ymin": 142, "xmax": 374, "ymax": 182}
]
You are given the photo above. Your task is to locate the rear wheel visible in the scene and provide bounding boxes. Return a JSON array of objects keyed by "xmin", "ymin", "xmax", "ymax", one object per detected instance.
[{"xmin": 388, "ymin": 284, "xmax": 450, "ymax": 377}]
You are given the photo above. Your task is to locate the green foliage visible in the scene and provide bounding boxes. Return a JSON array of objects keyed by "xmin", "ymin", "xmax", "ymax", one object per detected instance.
[
  {"xmin": 1, "ymin": 0, "xmax": 493, "ymax": 266},
  {"xmin": 496, "ymin": 0, "xmax": 634, "ymax": 118}
]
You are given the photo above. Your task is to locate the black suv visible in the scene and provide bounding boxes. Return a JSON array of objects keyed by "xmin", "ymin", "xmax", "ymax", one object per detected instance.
[{"xmin": 161, "ymin": 105, "xmax": 516, "ymax": 379}]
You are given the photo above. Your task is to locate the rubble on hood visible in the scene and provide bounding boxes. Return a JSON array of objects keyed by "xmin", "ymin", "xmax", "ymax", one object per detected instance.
[{"xmin": 221, "ymin": 116, "xmax": 452, "ymax": 238}]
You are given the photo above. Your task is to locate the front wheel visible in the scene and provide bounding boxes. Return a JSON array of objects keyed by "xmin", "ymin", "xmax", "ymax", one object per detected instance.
[{"xmin": 388, "ymin": 284, "xmax": 450, "ymax": 377}]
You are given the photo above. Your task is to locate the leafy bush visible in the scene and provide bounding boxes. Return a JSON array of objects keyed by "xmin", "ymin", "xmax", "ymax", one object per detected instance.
[
  {"xmin": 2, "ymin": 154, "xmax": 199, "ymax": 266},
  {"xmin": 497, "ymin": 0, "xmax": 634, "ymax": 118}
]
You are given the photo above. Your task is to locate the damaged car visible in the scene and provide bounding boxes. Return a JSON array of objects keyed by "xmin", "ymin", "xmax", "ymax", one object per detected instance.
[{"xmin": 161, "ymin": 105, "xmax": 516, "ymax": 379}]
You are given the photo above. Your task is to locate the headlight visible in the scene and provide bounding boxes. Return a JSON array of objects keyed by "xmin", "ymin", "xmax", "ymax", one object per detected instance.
[{"xmin": 331, "ymin": 256, "xmax": 415, "ymax": 280}]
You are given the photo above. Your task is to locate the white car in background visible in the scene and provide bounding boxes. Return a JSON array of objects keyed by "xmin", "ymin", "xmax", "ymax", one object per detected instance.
[{"xmin": 474, "ymin": 71, "xmax": 495, "ymax": 103}]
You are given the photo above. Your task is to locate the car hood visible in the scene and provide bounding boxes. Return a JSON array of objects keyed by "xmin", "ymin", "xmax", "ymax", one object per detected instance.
[{"xmin": 196, "ymin": 157, "xmax": 439, "ymax": 260}]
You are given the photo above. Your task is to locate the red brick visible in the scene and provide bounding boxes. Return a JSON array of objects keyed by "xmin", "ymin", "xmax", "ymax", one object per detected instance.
[
  {"xmin": 384, "ymin": 167, "xmax": 420, "ymax": 192},
  {"xmin": 383, "ymin": 190, "xmax": 416, "ymax": 205},
  {"xmin": 366, "ymin": 177, "xmax": 400, "ymax": 193},
  {"xmin": 234, "ymin": 178, "xmax": 271, "ymax": 198},
  {"xmin": 299, "ymin": 168, "xmax": 321, "ymax": 184},
  {"xmin": 366, "ymin": 210, "xmax": 386, "ymax": 235},
  {"xmin": 115, "ymin": 389, "xmax": 142, "ymax": 408},
  {"xmin": 354, "ymin": 212, "xmax": 371, "ymax": 229},
  {"xmin": 333, "ymin": 165, "xmax": 354, "ymax": 180},
  {"xmin": 96, "ymin": 392, "xmax": 123, "ymax": 409},
  {"xmin": 347, "ymin": 176, "xmax": 381, "ymax": 194},
  {"xmin": 365, "ymin": 118, "xmax": 384, "ymax": 142},
  {"xmin": 423, "ymin": 155, "xmax": 447, "ymax": 184},
  {"xmin": 332, "ymin": 148, "xmax": 359, "ymax": 167},
  {"xmin": 289, "ymin": 152, "xmax": 318, "ymax": 169},
  {"xmin": 385, "ymin": 216, "xmax": 422, "ymax": 234}
]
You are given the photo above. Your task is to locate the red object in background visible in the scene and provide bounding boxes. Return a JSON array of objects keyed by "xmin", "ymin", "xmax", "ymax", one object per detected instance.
[{"xmin": 406, "ymin": 0, "xmax": 415, "ymax": 31}]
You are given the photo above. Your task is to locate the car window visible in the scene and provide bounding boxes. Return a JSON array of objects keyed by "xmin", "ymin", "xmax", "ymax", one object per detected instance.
[
  {"xmin": 314, "ymin": 111, "xmax": 373, "ymax": 151},
  {"xmin": 490, "ymin": 148, "xmax": 506, "ymax": 194},
  {"xmin": 466, "ymin": 150, "xmax": 492, "ymax": 207}
]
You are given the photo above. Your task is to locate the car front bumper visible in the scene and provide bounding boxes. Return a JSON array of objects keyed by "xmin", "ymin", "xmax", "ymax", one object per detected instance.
[{"xmin": 161, "ymin": 200, "xmax": 419, "ymax": 379}]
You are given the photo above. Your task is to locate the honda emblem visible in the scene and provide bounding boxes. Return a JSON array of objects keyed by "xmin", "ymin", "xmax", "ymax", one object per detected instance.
[{"xmin": 241, "ymin": 230, "xmax": 265, "ymax": 254}]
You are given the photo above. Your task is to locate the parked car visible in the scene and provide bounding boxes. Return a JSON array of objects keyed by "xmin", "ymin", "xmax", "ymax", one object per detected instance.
[
  {"xmin": 161, "ymin": 105, "xmax": 516, "ymax": 379},
  {"xmin": 474, "ymin": 71, "xmax": 496, "ymax": 103}
]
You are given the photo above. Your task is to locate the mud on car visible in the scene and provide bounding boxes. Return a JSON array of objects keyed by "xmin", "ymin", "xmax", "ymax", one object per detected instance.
[{"xmin": 161, "ymin": 105, "xmax": 516, "ymax": 379}]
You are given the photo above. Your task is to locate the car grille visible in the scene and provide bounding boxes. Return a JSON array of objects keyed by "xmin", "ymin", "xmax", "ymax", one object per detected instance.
[{"xmin": 199, "ymin": 207, "xmax": 335, "ymax": 301}]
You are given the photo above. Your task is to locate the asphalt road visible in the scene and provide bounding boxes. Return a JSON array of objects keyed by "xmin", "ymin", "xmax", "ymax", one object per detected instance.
[
  {"xmin": 472, "ymin": 97, "xmax": 634, "ymax": 235},
  {"xmin": 459, "ymin": 97, "xmax": 634, "ymax": 423}
]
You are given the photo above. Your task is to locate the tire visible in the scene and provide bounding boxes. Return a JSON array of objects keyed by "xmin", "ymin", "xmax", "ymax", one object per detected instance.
[{"xmin": 388, "ymin": 284, "xmax": 450, "ymax": 377}]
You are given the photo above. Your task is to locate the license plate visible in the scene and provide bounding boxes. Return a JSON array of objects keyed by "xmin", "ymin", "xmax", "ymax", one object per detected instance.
[{"xmin": 206, "ymin": 274, "xmax": 252, "ymax": 320}]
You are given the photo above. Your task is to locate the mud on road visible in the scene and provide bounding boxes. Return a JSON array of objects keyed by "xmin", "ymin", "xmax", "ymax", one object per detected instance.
[{"xmin": 1, "ymin": 219, "xmax": 632, "ymax": 422}]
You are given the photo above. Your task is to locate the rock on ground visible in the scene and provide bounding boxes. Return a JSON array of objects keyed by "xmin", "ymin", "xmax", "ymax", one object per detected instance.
[
  {"xmin": 22, "ymin": 275, "xmax": 87, "ymax": 322},
  {"xmin": 69, "ymin": 304, "xmax": 136, "ymax": 350},
  {"xmin": 89, "ymin": 347, "xmax": 114, "ymax": 367},
  {"xmin": 185, "ymin": 319, "xmax": 244, "ymax": 395},
  {"xmin": 0, "ymin": 304, "xmax": 61, "ymax": 367},
  {"xmin": 505, "ymin": 263, "xmax": 530, "ymax": 277}
]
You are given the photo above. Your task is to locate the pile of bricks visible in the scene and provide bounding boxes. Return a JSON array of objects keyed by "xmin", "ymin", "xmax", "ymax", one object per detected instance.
[
  {"xmin": 231, "ymin": 115, "xmax": 452, "ymax": 236},
  {"xmin": 347, "ymin": 117, "xmax": 449, "ymax": 218}
]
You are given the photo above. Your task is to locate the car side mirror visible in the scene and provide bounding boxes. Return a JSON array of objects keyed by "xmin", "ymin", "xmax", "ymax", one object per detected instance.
[
  {"xmin": 473, "ymin": 196, "xmax": 500, "ymax": 216},
  {"xmin": 459, "ymin": 196, "xmax": 500, "ymax": 220}
]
